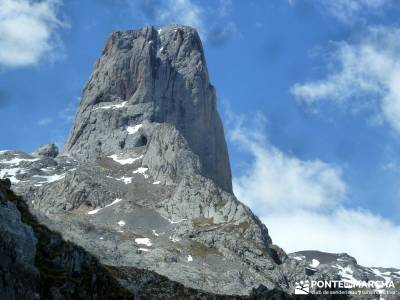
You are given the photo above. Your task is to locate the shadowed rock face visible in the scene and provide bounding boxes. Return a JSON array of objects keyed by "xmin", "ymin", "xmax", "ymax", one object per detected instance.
[{"xmin": 63, "ymin": 25, "xmax": 232, "ymax": 193}]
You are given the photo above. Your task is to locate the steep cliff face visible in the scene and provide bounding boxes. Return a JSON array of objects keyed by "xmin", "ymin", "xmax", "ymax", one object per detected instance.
[
  {"xmin": 63, "ymin": 25, "xmax": 232, "ymax": 193},
  {"xmin": 0, "ymin": 179, "xmax": 39, "ymax": 300}
]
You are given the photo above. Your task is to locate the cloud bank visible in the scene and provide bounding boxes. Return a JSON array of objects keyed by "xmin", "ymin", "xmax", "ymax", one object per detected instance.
[
  {"xmin": 289, "ymin": 0, "xmax": 391, "ymax": 24},
  {"xmin": 132, "ymin": 0, "xmax": 237, "ymax": 46},
  {"xmin": 0, "ymin": 0, "xmax": 65, "ymax": 68},
  {"xmin": 229, "ymin": 113, "xmax": 400, "ymax": 268},
  {"xmin": 291, "ymin": 26, "xmax": 400, "ymax": 135}
]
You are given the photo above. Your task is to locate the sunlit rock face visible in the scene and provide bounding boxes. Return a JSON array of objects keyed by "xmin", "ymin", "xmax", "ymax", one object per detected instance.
[{"xmin": 63, "ymin": 25, "xmax": 232, "ymax": 193}]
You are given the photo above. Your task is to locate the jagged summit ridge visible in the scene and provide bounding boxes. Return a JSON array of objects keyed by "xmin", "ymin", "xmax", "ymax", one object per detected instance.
[{"xmin": 64, "ymin": 25, "xmax": 232, "ymax": 192}]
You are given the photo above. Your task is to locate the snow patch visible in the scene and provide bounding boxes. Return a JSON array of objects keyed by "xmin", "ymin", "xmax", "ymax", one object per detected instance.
[
  {"xmin": 106, "ymin": 198, "xmax": 123, "ymax": 207},
  {"xmin": 310, "ymin": 259, "xmax": 320, "ymax": 268},
  {"xmin": 152, "ymin": 230, "xmax": 159, "ymax": 237},
  {"xmin": 132, "ymin": 167, "xmax": 149, "ymax": 178},
  {"xmin": 169, "ymin": 235, "xmax": 180, "ymax": 243},
  {"xmin": 158, "ymin": 28, "xmax": 162, "ymax": 35},
  {"xmin": 336, "ymin": 265, "xmax": 359, "ymax": 285},
  {"xmin": 87, "ymin": 198, "xmax": 123, "ymax": 215},
  {"xmin": 0, "ymin": 167, "xmax": 25, "ymax": 183},
  {"xmin": 118, "ymin": 220, "xmax": 126, "ymax": 227},
  {"xmin": 94, "ymin": 101, "xmax": 127, "ymax": 110},
  {"xmin": 117, "ymin": 176, "xmax": 133, "ymax": 184},
  {"xmin": 87, "ymin": 208, "xmax": 101, "ymax": 215},
  {"xmin": 187, "ymin": 255, "xmax": 193, "ymax": 262},
  {"xmin": 127, "ymin": 124, "xmax": 143, "ymax": 135},
  {"xmin": 135, "ymin": 238, "xmax": 152, "ymax": 246},
  {"xmin": 152, "ymin": 181, "xmax": 161, "ymax": 185},
  {"xmin": 371, "ymin": 268, "xmax": 393, "ymax": 283},
  {"xmin": 108, "ymin": 154, "xmax": 143, "ymax": 165},
  {"xmin": 167, "ymin": 218, "xmax": 187, "ymax": 224},
  {"xmin": 33, "ymin": 173, "xmax": 66, "ymax": 184},
  {"xmin": 292, "ymin": 256, "xmax": 304, "ymax": 261},
  {"xmin": 1, "ymin": 157, "xmax": 39, "ymax": 166},
  {"xmin": 138, "ymin": 248, "xmax": 150, "ymax": 252}
]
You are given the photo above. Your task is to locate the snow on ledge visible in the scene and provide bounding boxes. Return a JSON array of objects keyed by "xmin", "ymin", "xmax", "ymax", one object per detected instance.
[
  {"xmin": 87, "ymin": 208, "xmax": 101, "ymax": 215},
  {"xmin": 33, "ymin": 173, "xmax": 66, "ymax": 184},
  {"xmin": 169, "ymin": 235, "xmax": 180, "ymax": 243},
  {"xmin": 107, "ymin": 198, "xmax": 123, "ymax": 207},
  {"xmin": 0, "ymin": 167, "xmax": 27, "ymax": 184},
  {"xmin": 108, "ymin": 154, "xmax": 143, "ymax": 165},
  {"xmin": 310, "ymin": 259, "xmax": 320, "ymax": 268},
  {"xmin": 292, "ymin": 256, "xmax": 304, "ymax": 261},
  {"xmin": 135, "ymin": 238, "xmax": 152, "ymax": 247},
  {"xmin": 117, "ymin": 176, "xmax": 133, "ymax": 184},
  {"xmin": 138, "ymin": 248, "xmax": 150, "ymax": 252},
  {"xmin": 1, "ymin": 157, "xmax": 39, "ymax": 165},
  {"xmin": 127, "ymin": 124, "xmax": 143, "ymax": 135},
  {"xmin": 132, "ymin": 167, "xmax": 149, "ymax": 178},
  {"xmin": 87, "ymin": 198, "xmax": 123, "ymax": 215},
  {"xmin": 167, "ymin": 218, "xmax": 187, "ymax": 224},
  {"xmin": 94, "ymin": 101, "xmax": 127, "ymax": 110}
]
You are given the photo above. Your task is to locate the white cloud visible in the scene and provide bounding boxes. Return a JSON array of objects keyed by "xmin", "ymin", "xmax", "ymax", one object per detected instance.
[
  {"xmin": 158, "ymin": 0, "xmax": 204, "ymax": 36},
  {"xmin": 0, "ymin": 0, "xmax": 66, "ymax": 68},
  {"xmin": 229, "ymin": 113, "xmax": 400, "ymax": 268},
  {"xmin": 288, "ymin": 0, "xmax": 391, "ymax": 24},
  {"xmin": 133, "ymin": 0, "xmax": 237, "ymax": 45},
  {"xmin": 291, "ymin": 26, "xmax": 400, "ymax": 134},
  {"xmin": 231, "ymin": 118, "xmax": 346, "ymax": 212},
  {"xmin": 321, "ymin": 0, "xmax": 390, "ymax": 23},
  {"xmin": 265, "ymin": 209, "xmax": 400, "ymax": 268},
  {"xmin": 38, "ymin": 117, "xmax": 53, "ymax": 126}
]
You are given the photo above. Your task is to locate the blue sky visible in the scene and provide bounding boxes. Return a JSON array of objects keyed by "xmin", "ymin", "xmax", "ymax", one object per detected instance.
[{"xmin": 1, "ymin": 0, "xmax": 400, "ymax": 267}]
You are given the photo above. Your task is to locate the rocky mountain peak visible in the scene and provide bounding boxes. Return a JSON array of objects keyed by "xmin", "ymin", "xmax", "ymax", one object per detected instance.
[
  {"xmin": 3, "ymin": 24, "xmax": 399, "ymax": 298},
  {"xmin": 63, "ymin": 25, "xmax": 232, "ymax": 192}
]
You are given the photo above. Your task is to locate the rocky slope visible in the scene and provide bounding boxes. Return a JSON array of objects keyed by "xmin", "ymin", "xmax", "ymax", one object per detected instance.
[
  {"xmin": 0, "ymin": 25, "xmax": 399, "ymax": 299},
  {"xmin": 0, "ymin": 178, "xmax": 295, "ymax": 299},
  {"xmin": 0, "ymin": 178, "xmax": 132, "ymax": 299}
]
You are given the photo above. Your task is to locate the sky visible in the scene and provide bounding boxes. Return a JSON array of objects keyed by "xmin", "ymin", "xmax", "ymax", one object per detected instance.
[{"xmin": 0, "ymin": 0, "xmax": 400, "ymax": 268}]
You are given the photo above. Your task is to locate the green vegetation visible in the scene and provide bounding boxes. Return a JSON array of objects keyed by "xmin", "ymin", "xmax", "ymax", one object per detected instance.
[
  {"xmin": 192, "ymin": 216, "xmax": 214, "ymax": 227},
  {"xmin": 189, "ymin": 240, "xmax": 221, "ymax": 257}
]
